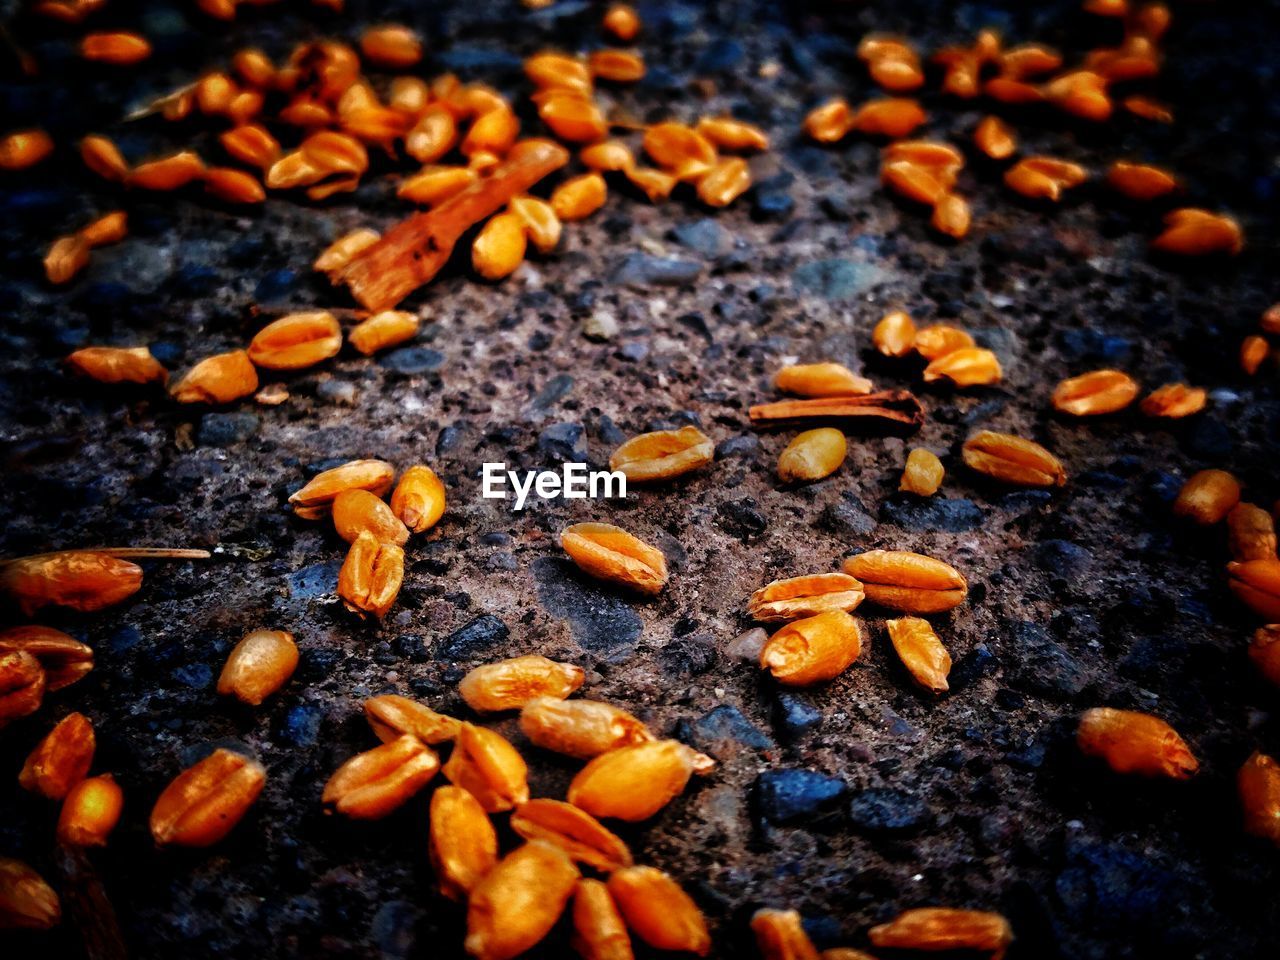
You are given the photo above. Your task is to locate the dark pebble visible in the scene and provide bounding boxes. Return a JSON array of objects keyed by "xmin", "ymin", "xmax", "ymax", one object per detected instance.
[
  {"xmin": 287, "ymin": 560, "xmax": 344, "ymax": 601},
  {"xmin": 754, "ymin": 769, "xmax": 847, "ymax": 826},
  {"xmin": 276, "ymin": 703, "xmax": 324, "ymax": 748},
  {"xmin": 437, "ymin": 614, "xmax": 510, "ymax": 660},
  {"xmin": 848, "ymin": 787, "xmax": 932, "ymax": 834},
  {"xmin": 880, "ymin": 496, "xmax": 985, "ymax": 532},
  {"xmin": 199, "ymin": 412, "xmax": 260, "ymax": 447},
  {"xmin": 1001, "ymin": 620, "xmax": 1090, "ymax": 700},
  {"xmin": 254, "ymin": 269, "xmax": 298, "ymax": 303},
  {"xmin": 525, "ymin": 374, "xmax": 574, "ymax": 417},
  {"xmin": 611, "ymin": 253, "xmax": 702, "ymax": 287},
  {"xmin": 819, "ymin": 493, "xmax": 876, "ymax": 536},
  {"xmin": 1035, "ymin": 540, "xmax": 1093, "ymax": 578},
  {"xmin": 774, "ymin": 693, "xmax": 822, "ymax": 738},
  {"xmin": 379, "ymin": 347, "xmax": 445, "ymax": 375},
  {"xmin": 532, "ymin": 557, "xmax": 642, "ymax": 660},
  {"xmin": 659, "ymin": 634, "xmax": 718, "ymax": 677},
  {"xmin": 792, "ymin": 259, "xmax": 887, "ymax": 300},
  {"xmin": 538, "ymin": 422, "xmax": 588, "ymax": 462},
  {"xmin": 715, "ymin": 434, "xmax": 759, "ymax": 459},
  {"xmin": 671, "ymin": 219, "xmax": 731, "ymax": 256},
  {"xmin": 682, "ymin": 704, "xmax": 774, "ymax": 754},
  {"xmin": 717, "ymin": 498, "xmax": 767, "ymax": 540}
]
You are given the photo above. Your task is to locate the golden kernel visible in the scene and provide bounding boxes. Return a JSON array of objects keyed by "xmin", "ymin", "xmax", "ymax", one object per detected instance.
[
  {"xmin": 322, "ymin": 734, "xmax": 439, "ymax": 819},
  {"xmin": 561, "ymin": 522, "xmax": 667, "ymax": 595},
  {"xmin": 216, "ymin": 629, "xmax": 298, "ymax": 706},
  {"xmin": 19, "ymin": 712, "xmax": 94, "ymax": 799},
  {"xmin": 150, "ymin": 747, "xmax": 266, "ymax": 846},
  {"xmin": 1173, "ymin": 469, "xmax": 1241, "ymax": 524},
  {"xmin": 1077, "ymin": 707, "xmax": 1198, "ymax": 779},
  {"xmin": 459, "ymin": 655, "xmax": 585, "ymax": 713},
  {"xmin": 843, "ymin": 550, "xmax": 968, "ymax": 613},
  {"xmin": 778, "ymin": 428, "xmax": 847, "ymax": 483}
]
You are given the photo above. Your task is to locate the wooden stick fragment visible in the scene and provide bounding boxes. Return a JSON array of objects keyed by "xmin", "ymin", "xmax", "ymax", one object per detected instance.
[
  {"xmin": 340, "ymin": 139, "xmax": 570, "ymax": 310},
  {"xmin": 749, "ymin": 391, "xmax": 926, "ymax": 433}
]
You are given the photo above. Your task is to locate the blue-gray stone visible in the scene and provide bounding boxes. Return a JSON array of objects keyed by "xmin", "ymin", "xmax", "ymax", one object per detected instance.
[
  {"xmin": 525, "ymin": 374, "xmax": 574, "ymax": 419},
  {"xmin": 671, "ymin": 218, "xmax": 732, "ymax": 256},
  {"xmin": 533, "ymin": 557, "xmax": 642, "ymax": 660},
  {"xmin": 775, "ymin": 693, "xmax": 822, "ymax": 738},
  {"xmin": 717, "ymin": 498, "xmax": 767, "ymax": 540},
  {"xmin": 716, "ymin": 434, "xmax": 759, "ymax": 459},
  {"xmin": 1002, "ymin": 621, "xmax": 1088, "ymax": 699},
  {"xmin": 684, "ymin": 705, "xmax": 774, "ymax": 754},
  {"xmin": 380, "ymin": 347, "xmax": 444, "ymax": 375},
  {"xmin": 277, "ymin": 704, "xmax": 324, "ymax": 748},
  {"xmin": 538, "ymin": 422, "xmax": 588, "ymax": 462},
  {"xmin": 792, "ymin": 259, "xmax": 887, "ymax": 300},
  {"xmin": 849, "ymin": 787, "xmax": 932, "ymax": 834},
  {"xmin": 199, "ymin": 413, "xmax": 260, "ymax": 446},
  {"xmin": 659, "ymin": 635, "xmax": 717, "ymax": 677},
  {"xmin": 438, "ymin": 615, "xmax": 510, "ymax": 660},
  {"xmin": 754, "ymin": 769, "xmax": 847, "ymax": 826},
  {"xmin": 881, "ymin": 497, "xmax": 985, "ymax": 532},
  {"xmin": 287, "ymin": 560, "xmax": 344, "ymax": 600},
  {"xmin": 611, "ymin": 253, "xmax": 702, "ymax": 287},
  {"xmin": 753, "ymin": 190, "xmax": 794, "ymax": 221},
  {"xmin": 820, "ymin": 493, "xmax": 877, "ymax": 536},
  {"xmin": 1035, "ymin": 540, "xmax": 1093, "ymax": 578}
]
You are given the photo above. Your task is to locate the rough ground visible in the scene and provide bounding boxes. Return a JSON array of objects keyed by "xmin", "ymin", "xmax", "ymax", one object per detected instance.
[{"xmin": 2, "ymin": 0, "xmax": 1279, "ymax": 957}]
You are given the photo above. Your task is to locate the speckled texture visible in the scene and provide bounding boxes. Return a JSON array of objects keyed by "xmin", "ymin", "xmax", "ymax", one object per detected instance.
[{"xmin": 1, "ymin": 1, "xmax": 1279, "ymax": 958}]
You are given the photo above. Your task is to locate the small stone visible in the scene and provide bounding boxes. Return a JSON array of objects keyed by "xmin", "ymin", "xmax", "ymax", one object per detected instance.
[
  {"xmin": 379, "ymin": 347, "xmax": 445, "ymax": 375},
  {"xmin": 754, "ymin": 769, "xmax": 847, "ymax": 826},
  {"xmin": 717, "ymin": 498, "xmax": 767, "ymax": 540},
  {"xmin": 671, "ymin": 218, "xmax": 731, "ymax": 256},
  {"xmin": 774, "ymin": 693, "xmax": 822, "ymax": 738},
  {"xmin": 583, "ymin": 310, "xmax": 619, "ymax": 341},
  {"xmin": 254, "ymin": 269, "xmax": 298, "ymax": 303},
  {"xmin": 287, "ymin": 560, "xmax": 344, "ymax": 600},
  {"xmin": 1034, "ymin": 540, "xmax": 1093, "ymax": 578},
  {"xmin": 715, "ymin": 435, "xmax": 759, "ymax": 459},
  {"xmin": 611, "ymin": 253, "xmax": 702, "ymax": 287},
  {"xmin": 848, "ymin": 787, "xmax": 932, "ymax": 834},
  {"xmin": 683, "ymin": 705, "xmax": 774, "ymax": 754},
  {"xmin": 726, "ymin": 628, "xmax": 767, "ymax": 662},
  {"xmin": 659, "ymin": 634, "xmax": 718, "ymax": 677},
  {"xmin": 538, "ymin": 422, "xmax": 588, "ymax": 462},
  {"xmin": 880, "ymin": 497, "xmax": 985, "ymax": 532},
  {"xmin": 198, "ymin": 412, "xmax": 259, "ymax": 447},
  {"xmin": 792, "ymin": 259, "xmax": 888, "ymax": 300},
  {"xmin": 316, "ymin": 379, "xmax": 357, "ymax": 406},
  {"xmin": 533, "ymin": 557, "xmax": 642, "ymax": 661},
  {"xmin": 276, "ymin": 703, "xmax": 324, "ymax": 748},
  {"xmin": 752, "ymin": 190, "xmax": 794, "ymax": 221},
  {"xmin": 1002, "ymin": 620, "xmax": 1089, "ymax": 700},
  {"xmin": 437, "ymin": 614, "xmax": 510, "ymax": 660},
  {"xmin": 525, "ymin": 374, "xmax": 574, "ymax": 419},
  {"xmin": 819, "ymin": 493, "xmax": 876, "ymax": 536}
]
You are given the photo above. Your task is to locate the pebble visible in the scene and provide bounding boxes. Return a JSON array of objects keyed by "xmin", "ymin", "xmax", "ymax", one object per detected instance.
[
  {"xmin": 532, "ymin": 557, "xmax": 642, "ymax": 660},
  {"xmin": 583, "ymin": 310, "xmax": 619, "ymax": 341},
  {"xmin": 725, "ymin": 628, "xmax": 767, "ymax": 662},
  {"xmin": 254, "ymin": 269, "xmax": 298, "ymax": 303},
  {"xmin": 611, "ymin": 253, "xmax": 702, "ymax": 287},
  {"xmin": 754, "ymin": 769, "xmax": 847, "ymax": 826},
  {"xmin": 525, "ymin": 374, "xmax": 574, "ymax": 419},
  {"xmin": 1035, "ymin": 540, "xmax": 1093, "ymax": 578},
  {"xmin": 198, "ymin": 413, "xmax": 259, "ymax": 447},
  {"xmin": 682, "ymin": 705, "xmax": 774, "ymax": 754},
  {"xmin": 671, "ymin": 219, "xmax": 732, "ymax": 257},
  {"xmin": 538, "ymin": 422, "xmax": 588, "ymax": 462},
  {"xmin": 792, "ymin": 259, "xmax": 888, "ymax": 300},
  {"xmin": 659, "ymin": 634, "xmax": 718, "ymax": 677},
  {"xmin": 276, "ymin": 703, "xmax": 324, "ymax": 748},
  {"xmin": 379, "ymin": 347, "xmax": 445, "ymax": 375},
  {"xmin": 436, "ymin": 614, "xmax": 510, "ymax": 660},
  {"xmin": 286, "ymin": 560, "xmax": 344, "ymax": 600},
  {"xmin": 1002, "ymin": 620, "xmax": 1089, "ymax": 699},
  {"xmin": 819, "ymin": 494, "xmax": 877, "ymax": 536},
  {"xmin": 715, "ymin": 435, "xmax": 759, "ymax": 459},
  {"xmin": 848, "ymin": 787, "xmax": 932, "ymax": 834},
  {"xmin": 716, "ymin": 498, "xmax": 768, "ymax": 540},
  {"xmin": 774, "ymin": 693, "xmax": 822, "ymax": 738},
  {"xmin": 881, "ymin": 496, "xmax": 985, "ymax": 532},
  {"xmin": 317, "ymin": 380, "xmax": 357, "ymax": 406}
]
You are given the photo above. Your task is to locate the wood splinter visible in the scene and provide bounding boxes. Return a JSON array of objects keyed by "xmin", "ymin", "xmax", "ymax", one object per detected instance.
[
  {"xmin": 749, "ymin": 390, "xmax": 926, "ymax": 434},
  {"xmin": 339, "ymin": 139, "xmax": 570, "ymax": 311}
]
